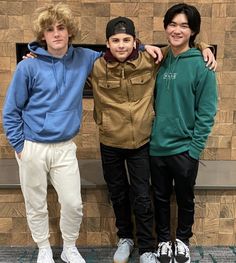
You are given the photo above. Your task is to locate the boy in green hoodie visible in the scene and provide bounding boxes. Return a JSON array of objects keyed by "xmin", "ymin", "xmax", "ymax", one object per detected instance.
[{"xmin": 149, "ymin": 4, "xmax": 218, "ymax": 263}]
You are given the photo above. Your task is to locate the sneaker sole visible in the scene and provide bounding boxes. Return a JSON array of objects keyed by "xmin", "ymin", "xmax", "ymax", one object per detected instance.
[
  {"xmin": 174, "ymin": 257, "xmax": 190, "ymax": 263},
  {"xmin": 61, "ymin": 251, "xmax": 86, "ymax": 263},
  {"xmin": 157, "ymin": 256, "xmax": 172, "ymax": 263},
  {"xmin": 113, "ymin": 259, "xmax": 129, "ymax": 263}
]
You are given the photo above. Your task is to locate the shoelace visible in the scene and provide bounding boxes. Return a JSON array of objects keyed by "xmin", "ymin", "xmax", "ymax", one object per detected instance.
[
  {"xmin": 117, "ymin": 239, "xmax": 133, "ymax": 248},
  {"xmin": 160, "ymin": 242, "xmax": 172, "ymax": 256},
  {"xmin": 143, "ymin": 252, "xmax": 154, "ymax": 259}
]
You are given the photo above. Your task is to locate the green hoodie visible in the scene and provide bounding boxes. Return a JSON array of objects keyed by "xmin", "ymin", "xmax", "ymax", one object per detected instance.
[{"xmin": 150, "ymin": 48, "xmax": 218, "ymax": 160}]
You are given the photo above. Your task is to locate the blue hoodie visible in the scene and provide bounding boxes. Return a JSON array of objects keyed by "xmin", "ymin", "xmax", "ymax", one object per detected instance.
[{"xmin": 3, "ymin": 42, "xmax": 101, "ymax": 153}]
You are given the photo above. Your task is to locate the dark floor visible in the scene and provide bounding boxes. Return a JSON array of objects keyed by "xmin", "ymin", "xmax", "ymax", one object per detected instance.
[{"xmin": 0, "ymin": 246, "xmax": 236, "ymax": 263}]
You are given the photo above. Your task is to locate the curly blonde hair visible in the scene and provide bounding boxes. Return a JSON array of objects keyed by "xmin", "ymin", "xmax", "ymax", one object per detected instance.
[{"xmin": 33, "ymin": 3, "xmax": 78, "ymax": 47}]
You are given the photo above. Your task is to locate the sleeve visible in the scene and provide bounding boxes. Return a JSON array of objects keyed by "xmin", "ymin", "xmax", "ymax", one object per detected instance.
[
  {"xmin": 194, "ymin": 41, "xmax": 215, "ymax": 53},
  {"xmin": 2, "ymin": 63, "xmax": 31, "ymax": 153},
  {"xmin": 189, "ymin": 67, "xmax": 218, "ymax": 159}
]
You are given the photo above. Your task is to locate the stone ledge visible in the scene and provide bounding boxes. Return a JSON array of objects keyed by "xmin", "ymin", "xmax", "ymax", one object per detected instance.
[{"xmin": 0, "ymin": 159, "xmax": 236, "ymax": 189}]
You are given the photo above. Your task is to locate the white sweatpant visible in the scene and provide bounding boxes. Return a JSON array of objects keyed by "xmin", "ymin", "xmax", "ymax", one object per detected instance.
[{"xmin": 16, "ymin": 140, "xmax": 83, "ymax": 248}]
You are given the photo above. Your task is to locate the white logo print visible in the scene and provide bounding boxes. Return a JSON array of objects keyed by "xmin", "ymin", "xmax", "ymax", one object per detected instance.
[{"xmin": 163, "ymin": 73, "xmax": 177, "ymax": 80}]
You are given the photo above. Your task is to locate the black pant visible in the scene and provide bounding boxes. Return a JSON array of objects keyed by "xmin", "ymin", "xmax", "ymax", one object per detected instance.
[
  {"xmin": 150, "ymin": 152, "xmax": 199, "ymax": 245},
  {"xmin": 100, "ymin": 143, "xmax": 155, "ymax": 254}
]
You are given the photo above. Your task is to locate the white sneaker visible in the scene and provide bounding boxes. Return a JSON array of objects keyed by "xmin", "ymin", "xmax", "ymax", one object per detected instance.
[
  {"xmin": 174, "ymin": 239, "xmax": 190, "ymax": 263},
  {"xmin": 140, "ymin": 252, "xmax": 157, "ymax": 263},
  {"xmin": 156, "ymin": 241, "xmax": 173, "ymax": 263},
  {"xmin": 113, "ymin": 238, "xmax": 134, "ymax": 263},
  {"xmin": 37, "ymin": 247, "xmax": 55, "ymax": 263},
  {"xmin": 61, "ymin": 246, "xmax": 86, "ymax": 263}
]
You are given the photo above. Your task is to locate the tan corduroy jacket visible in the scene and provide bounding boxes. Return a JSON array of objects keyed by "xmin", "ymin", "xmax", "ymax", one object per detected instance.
[{"xmin": 88, "ymin": 51, "xmax": 160, "ymax": 149}]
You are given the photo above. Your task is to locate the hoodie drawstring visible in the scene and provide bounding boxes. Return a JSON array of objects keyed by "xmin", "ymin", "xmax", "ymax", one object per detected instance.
[{"xmin": 52, "ymin": 57, "xmax": 66, "ymax": 95}]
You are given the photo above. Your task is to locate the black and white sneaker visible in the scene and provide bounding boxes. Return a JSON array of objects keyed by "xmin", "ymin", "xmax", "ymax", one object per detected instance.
[
  {"xmin": 174, "ymin": 239, "xmax": 190, "ymax": 263},
  {"xmin": 156, "ymin": 241, "xmax": 173, "ymax": 263}
]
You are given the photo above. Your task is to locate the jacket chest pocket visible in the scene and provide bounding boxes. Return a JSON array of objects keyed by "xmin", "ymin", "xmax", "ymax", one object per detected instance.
[
  {"xmin": 98, "ymin": 80, "xmax": 124, "ymax": 103},
  {"xmin": 130, "ymin": 72, "xmax": 154, "ymax": 100}
]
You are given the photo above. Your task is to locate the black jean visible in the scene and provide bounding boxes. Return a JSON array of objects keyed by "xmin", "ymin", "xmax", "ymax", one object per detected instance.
[
  {"xmin": 100, "ymin": 143, "xmax": 155, "ymax": 254},
  {"xmin": 150, "ymin": 152, "xmax": 199, "ymax": 245}
]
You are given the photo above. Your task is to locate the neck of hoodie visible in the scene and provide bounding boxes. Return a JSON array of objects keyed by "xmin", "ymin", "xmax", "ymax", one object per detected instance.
[{"xmin": 104, "ymin": 43, "xmax": 139, "ymax": 63}]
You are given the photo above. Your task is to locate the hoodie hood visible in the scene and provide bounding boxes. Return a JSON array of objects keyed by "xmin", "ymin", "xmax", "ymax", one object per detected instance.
[
  {"xmin": 28, "ymin": 41, "xmax": 74, "ymax": 95},
  {"xmin": 166, "ymin": 47, "xmax": 203, "ymax": 70},
  {"xmin": 170, "ymin": 47, "xmax": 202, "ymax": 58},
  {"xmin": 28, "ymin": 41, "xmax": 73, "ymax": 58}
]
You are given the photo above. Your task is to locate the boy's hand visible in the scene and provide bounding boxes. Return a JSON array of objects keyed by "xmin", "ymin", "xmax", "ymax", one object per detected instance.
[
  {"xmin": 202, "ymin": 48, "xmax": 217, "ymax": 71},
  {"xmin": 144, "ymin": 45, "xmax": 163, "ymax": 64},
  {"xmin": 22, "ymin": 52, "xmax": 37, "ymax": 59}
]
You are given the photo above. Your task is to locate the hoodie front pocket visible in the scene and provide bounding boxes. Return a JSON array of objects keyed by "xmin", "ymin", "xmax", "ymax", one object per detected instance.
[
  {"xmin": 151, "ymin": 116, "xmax": 189, "ymax": 149},
  {"xmin": 41, "ymin": 109, "xmax": 81, "ymax": 138}
]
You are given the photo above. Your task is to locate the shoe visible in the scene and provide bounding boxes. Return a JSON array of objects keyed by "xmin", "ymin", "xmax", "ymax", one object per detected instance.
[
  {"xmin": 37, "ymin": 247, "xmax": 55, "ymax": 263},
  {"xmin": 156, "ymin": 241, "xmax": 173, "ymax": 263},
  {"xmin": 174, "ymin": 239, "xmax": 190, "ymax": 263},
  {"xmin": 140, "ymin": 252, "xmax": 157, "ymax": 263},
  {"xmin": 113, "ymin": 238, "xmax": 134, "ymax": 263},
  {"xmin": 61, "ymin": 246, "xmax": 86, "ymax": 263}
]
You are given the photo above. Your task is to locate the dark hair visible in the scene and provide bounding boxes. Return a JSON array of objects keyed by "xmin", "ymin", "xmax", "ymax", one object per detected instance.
[{"xmin": 163, "ymin": 3, "xmax": 201, "ymax": 47}]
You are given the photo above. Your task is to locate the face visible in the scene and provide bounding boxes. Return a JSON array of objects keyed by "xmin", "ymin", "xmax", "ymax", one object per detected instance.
[
  {"xmin": 106, "ymin": 33, "xmax": 136, "ymax": 62},
  {"xmin": 165, "ymin": 13, "xmax": 194, "ymax": 55},
  {"xmin": 42, "ymin": 22, "xmax": 71, "ymax": 56}
]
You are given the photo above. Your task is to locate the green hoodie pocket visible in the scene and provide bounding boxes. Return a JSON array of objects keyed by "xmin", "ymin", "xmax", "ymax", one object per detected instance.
[{"xmin": 151, "ymin": 116, "xmax": 189, "ymax": 149}]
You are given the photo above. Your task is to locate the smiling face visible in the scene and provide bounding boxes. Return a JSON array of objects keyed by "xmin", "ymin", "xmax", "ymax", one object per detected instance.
[
  {"xmin": 106, "ymin": 33, "xmax": 136, "ymax": 62},
  {"xmin": 42, "ymin": 22, "xmax": 71, "ymax": 57},
  {"xmin": 165, "ymin": 13, "xmax": 194, "ymax": 56}
]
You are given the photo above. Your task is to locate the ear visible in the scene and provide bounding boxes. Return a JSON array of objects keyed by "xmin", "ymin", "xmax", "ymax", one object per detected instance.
[
  {"xmin": 106, "ymin": 40, "xmax": 110, "ymax": 49},
  {"xmin": 133, "ymin": 40, "xmax": 137, "ymax": 49}
]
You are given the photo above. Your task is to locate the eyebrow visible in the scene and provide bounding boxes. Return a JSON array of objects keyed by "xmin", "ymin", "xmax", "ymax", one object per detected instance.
[
  {"xmin": 56, "ymin": 23, "xmax": 65, "ymax": 27},
  {"xmin": 170, "ymin": 21, "xmax": 189, "ymax": 25}
]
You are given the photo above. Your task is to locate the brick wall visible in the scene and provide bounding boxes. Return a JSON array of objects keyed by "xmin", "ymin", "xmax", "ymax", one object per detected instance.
[
  {"xmin": 0, "ymin": 187, "xmax": 235, "ymax": 247},
  {"xmin": 0, "ymin": 0, "xmax": 236, "ymax": 160}
]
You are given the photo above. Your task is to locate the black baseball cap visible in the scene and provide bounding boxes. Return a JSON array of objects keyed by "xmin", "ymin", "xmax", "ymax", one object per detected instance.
[{"xmin": 106, "ymin": 16, "xmax": 135, "ymax": 39}]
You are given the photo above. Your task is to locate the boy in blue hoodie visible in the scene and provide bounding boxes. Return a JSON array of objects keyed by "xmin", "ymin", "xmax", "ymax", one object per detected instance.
[
  {"xmin": 149, "ymin": 4, "xmax": 218, "ymax": 263},
  {"xmin": 2, "ymin": 3, "xmax": 102, "ymax": 263}
]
